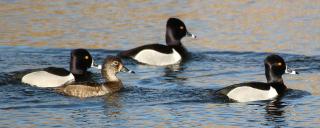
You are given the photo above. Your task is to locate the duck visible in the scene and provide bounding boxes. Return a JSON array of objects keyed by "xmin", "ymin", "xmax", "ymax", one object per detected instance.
[
  {"xmin": 21, "ymin": 49, "xmax": 101, "ymax": 88},
  {"xmin": 118, "ymin": 17, "xmax": 196, "ymax": 66},
  {"xmin": 55, "ymin": 56, "xmax": 134, "ymax": 98},
  {"xmin": 216, "ymin": 54, "xmax": 298, "ymax": 102}
]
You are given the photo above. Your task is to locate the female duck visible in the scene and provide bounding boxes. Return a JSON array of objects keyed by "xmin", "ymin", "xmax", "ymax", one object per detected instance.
[
  {"xmin": 56, "ymin": 56, "xmax": 134, "ymax": 98},
  {"xmin": 22, "ymin": 49, "xmax": 101, "ymax": 88},
  {"xmin": 119, "ymin": 18, "xmax": 196, "ymax": 66},
  {"xmin": 216, "ymin": 54, "xmax": 298, "ymax": 102}
]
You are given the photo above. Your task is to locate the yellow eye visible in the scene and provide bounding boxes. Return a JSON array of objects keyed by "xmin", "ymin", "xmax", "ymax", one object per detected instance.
[
  {"xmin": 180, "ymin": 26, "xmax": 184, "ymax": 30},
  {"xmin": 277, "ymin": 62, "xmax": 282, "ymax": 66},
  {"xmin": 84, "ymin": 56, "xmax": 89, "ymax": 60}
]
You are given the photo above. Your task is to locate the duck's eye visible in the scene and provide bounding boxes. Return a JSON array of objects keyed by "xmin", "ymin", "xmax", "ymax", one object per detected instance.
[
  {"xmin": 84, "ymin": 56, "xmax": 89, "ymax": 60},
  {"xmin": 276, "ymin": 62, "xmax": 282, "ymax": 66},
  {"xmin": 180, "ymin": 26, "xmax": 184, "ymax": 30},
  {"xmin": 112, "ymin": 61, "xmax": 119, "ymax": 66}
]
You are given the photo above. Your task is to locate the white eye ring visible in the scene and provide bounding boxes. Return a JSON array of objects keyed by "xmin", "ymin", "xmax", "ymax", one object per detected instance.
[{"xmin": 112, "ymin": 61, "xmax": 119, "ymax": 66}]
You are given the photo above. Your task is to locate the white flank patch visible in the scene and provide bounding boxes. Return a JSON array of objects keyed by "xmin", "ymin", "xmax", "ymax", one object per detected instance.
[
  {"xmin": 133, "ymin": 48, "xmax": 181, "ymax": 66},
  {"xmin": 226, "ymin": 86, "xmax": 278, "ymax": 102},
  {"xmin": 22, "ymin": 71, "xmax": 75, "ymax": 88}
]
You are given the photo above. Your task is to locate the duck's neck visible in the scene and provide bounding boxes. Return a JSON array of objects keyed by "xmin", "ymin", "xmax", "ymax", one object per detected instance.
[
  {"xmin": 265, "ymin": 70, "xmax": 287, "ymax": 94},
  {"xmin": 265, "ymin": 64, "xmax": 284, "ymax": 84},
  {"xmin": 270, "ymin": 82, "xmax": 287, "ymax": 96},
  {"xmin": 166, "ymin": 29, "xmax": 181, "ymax": 46},
  {"xmin": 105, "ymin": 72, "xmax": 120, "ymax": 82},
  {"xmin": 171, "ymin": 44, "xmax": 188, "ymax": 59},
  {"xmin": 166, "ymin": 39, "xmax": 181, "ymax": 46},
  {"xmin": 70, "ymin": 67, "xmax": 86, "ymax": 76},
  {"xmin": 165, "ymin": 30, "xmax": 189, "ymax": 59},
  {"xmin": 265, "ymin": 66, "xmax": 287, "ymax": 95},
  {"xmin": 70, "ymin": 56, "xmax": 87, "ymax": 75},
  {"xmin": 266, "ymin": 75, "xmax": 284, "ymax": 84},
  {"xmin": 73, "ymin": 73, "xmax": 90, "ymax": 82},
  {"xmin": 103, "ymin": 72, "xmax": 123, "ymax": 93},
  {"xmin": 102, "ymin": 81, "xmax": 123, "ymax": 94}
]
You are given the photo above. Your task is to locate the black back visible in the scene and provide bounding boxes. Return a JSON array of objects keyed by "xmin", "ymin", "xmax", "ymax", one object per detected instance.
[
  {"xmin": 216, "ymin": 82, "xmax": 271, "ymax": 95},
  {"xmin": 44, "ymin": 67, "xmax": 70, "ymax": 76},
  {"xmin": 118, "ymin": 44, "xmax": 173, "ymax": 57},
  {"xmin": 70, "ymin": 49, "xmax": 93, "ymax": 75}
]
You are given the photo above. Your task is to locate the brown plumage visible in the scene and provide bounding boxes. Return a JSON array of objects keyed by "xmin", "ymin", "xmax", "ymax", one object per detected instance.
[{"xmin": 55, "ymin": 56, "xmax": 134, "ymax": 98}]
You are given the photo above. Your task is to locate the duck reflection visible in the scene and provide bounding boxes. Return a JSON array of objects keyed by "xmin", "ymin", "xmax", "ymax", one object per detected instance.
[
  {"xmin": 163, "ymin": 64, "xmax": 188, "ymax": 84},
  {"xmin": 103, "ymin": 93, "xmax": 123, "ymax": 117},
  {"xmin": 166, "ymin": 64, "xmax": 183, "ymax": 72},
  {"xmin": 264, "ymin": 99, "xmax": 288, "ymax": 127}
]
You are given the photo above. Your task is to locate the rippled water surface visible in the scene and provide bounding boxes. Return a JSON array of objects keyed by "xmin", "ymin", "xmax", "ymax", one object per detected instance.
[{"xmin": 1, "ymin": 0, "xmax": 320, "ymax": 128}]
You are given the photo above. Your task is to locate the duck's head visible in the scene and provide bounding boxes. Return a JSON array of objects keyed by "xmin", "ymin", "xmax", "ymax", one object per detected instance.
[
  {"xmin": 70, "ymin": 49, "xmax": 101, "ymax": 75},
  {"xmin": 102, "ymin": 56, "xmax": 134, "ymax": 79},
  {"xmin": 166, "ymin": 18, "xmax": 196, "ymax": 45},
  {"xmin": 264, "ymin": 54, "xmax": 298, "ymax": 83}
]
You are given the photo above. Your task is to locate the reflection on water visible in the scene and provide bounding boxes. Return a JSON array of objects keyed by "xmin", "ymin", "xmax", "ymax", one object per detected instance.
[
  {"xmin": 265, "ymin": 100, "xmax": 287, "ymax": 127},
  {"xmin": 103, "ymin": 94, "xmax": 123, "ymax": 117}
]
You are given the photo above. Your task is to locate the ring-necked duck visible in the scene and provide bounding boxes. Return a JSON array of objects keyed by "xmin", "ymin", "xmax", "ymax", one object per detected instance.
[
  {"xmin": 216, "ymin": 54, "xmax": 298, "ymax": 102},
  {"xmin": 21, "ymin": 49, "xmax": 101, "ymax": 88},
  {"xmin": 118, "ymin": 18, "xmax": 196, "ymax": 66},
  {"xmin": 55, "ymin": 56, "xmax": 134, "ymax": 98}
]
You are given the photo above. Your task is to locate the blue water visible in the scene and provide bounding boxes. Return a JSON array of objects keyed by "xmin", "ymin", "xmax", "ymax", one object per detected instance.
[{"xmin": 0, "ymin": 46, "xmax": 319, "ymax": 127}]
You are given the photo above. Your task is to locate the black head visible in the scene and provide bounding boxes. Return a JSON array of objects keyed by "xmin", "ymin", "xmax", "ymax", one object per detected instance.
[
  {"xmin": 166, "ymin": 18, "xmax": 196, "ymax": 45},
  {"xmin": 70, "ymin": 49, "xmax": 94, "ymax": 75},
  {"xmin": 264, "ymin": 54, "xmax": 297, "ymax": 83},
  {"xmin": 102, "ymin": 56, "xmax": 134, "ymax": 78}
]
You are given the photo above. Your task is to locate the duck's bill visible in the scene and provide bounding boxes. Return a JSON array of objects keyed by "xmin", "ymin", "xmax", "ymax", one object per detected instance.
[
  {"xmin": 285, "ymin": 66, "xmax": 298, "ymax": 74},
  {"xmin": 120, "ymin": 66, "xmax": 135, "ymax": 74},
  {"xmin": 91, "ymin": 63, "xmax": 102, "ymax": 70},
  {"xmin": 186, "ymin": 31, "xmax": 197, "ymax": 39}
]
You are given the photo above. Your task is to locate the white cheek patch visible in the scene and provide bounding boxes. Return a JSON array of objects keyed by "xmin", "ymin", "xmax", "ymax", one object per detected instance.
[
  {"xmin": 22, "ymin": 71, "xmax": 75, "ymax": 88},
  {"xmin": 133, "ymin": 49, "xmax": 182, "ymax": 66},
  {"xmin": 226, "ymin": 86, "xmax": 278, "ymax": 102}
]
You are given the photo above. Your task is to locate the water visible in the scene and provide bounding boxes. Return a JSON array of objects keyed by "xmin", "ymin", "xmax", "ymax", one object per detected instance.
[{"xmin": 1, "ymin": 1, "xmax": 320, "ymax": 128}]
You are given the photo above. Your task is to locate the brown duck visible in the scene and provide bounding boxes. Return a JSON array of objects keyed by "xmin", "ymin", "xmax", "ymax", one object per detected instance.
[{"xmin": 56, "ymin": 56, "xmax": 134, "ymax": 98}]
